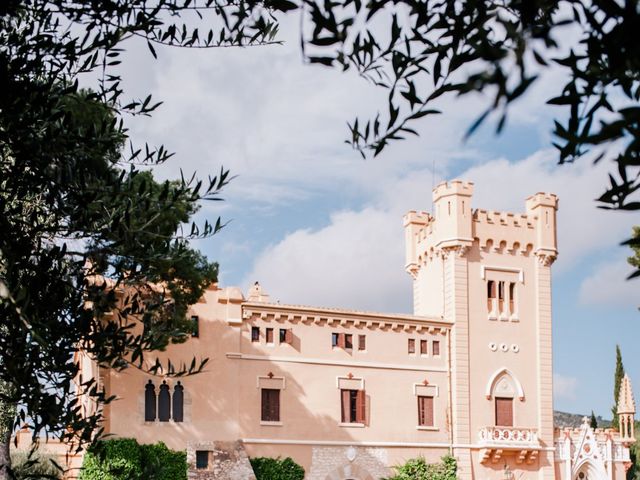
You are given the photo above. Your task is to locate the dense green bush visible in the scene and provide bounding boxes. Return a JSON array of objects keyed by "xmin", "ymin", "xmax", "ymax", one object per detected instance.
[
  {"xmin": 10, "ymin": 451, "xmax": 62, "ymax": 479},
  {"xmin": 250, "ymin": 456, "xmax": 305, "ymax": 480},
  {"xmin": 79, "ymin": 438, "xmax": 186, "ymax": 480},
  {"xmin": 140, "ymin": 442, "xmax": 187, "ymax": 480},
  {"xmin": 386, "ymin": 455, "xmax": 457, "ymax": 480}
]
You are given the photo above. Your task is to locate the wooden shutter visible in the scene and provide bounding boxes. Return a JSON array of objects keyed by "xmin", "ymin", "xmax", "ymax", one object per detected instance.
[
  {"xmin": 172, "ymin": 382, "xmax": 184, "ymax": 422},
  {"xmin": 432, "ymin": 340, "xmax": 440, "ymax": 356},
  {"xmin": 285, "ymin": 329, "xmax": 293, "ymax": 344},
  {"xmin": 495, "ymin": 397, "xmax": 513, "ymax": 426},
  {"xmin": 337, "ymin": 333, "xmax": 346, "ymax": 349},
  {"xmin": 266, "ymin": 328, "xmax": 273, "ymax": 343},
  {"xmin": 358, "ymin": 335, "xmax": 366, "ymax": 351},
  {"xmin": 420, "ymin": 340, "xmax": 427, "ymax": 355},
  {"xmin": 144, "ymin": 381, "xmax": 156, "ymax": 421},
  {"xmin": 408, "ymin": 338, "xmax": 415, "ymax": 354},
  {"xmin": 272, "ymin": 390, "xmax": 280, "ymax": 421},
  {"xmin": 158, "ymin": 381, "xmax": 171, "ymax": 422},
  {"xmin": 355, "ymin": 390, "xmax": 366, "ymax": 424},
  {"xmin": 418, "ymin": 396, "xmax": 434, "ymax": 426},
  {"xmin": 341, "ymin": 389, "xmax": 350, "ymax": 422},
  {"xmin": 345, "ymin": 334, "xmax": 353, "ymax": 349}
]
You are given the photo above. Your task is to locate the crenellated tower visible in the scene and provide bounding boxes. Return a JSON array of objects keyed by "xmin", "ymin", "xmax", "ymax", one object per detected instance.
[{"xmin": 404, "ymin": 180, "xmax": 559, "ymax": 480}]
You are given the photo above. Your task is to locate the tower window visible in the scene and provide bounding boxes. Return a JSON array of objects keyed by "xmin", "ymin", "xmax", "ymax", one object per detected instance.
[
  {"xmin": 358, "ymin": 335, "xmax": 366, "ymax": 351},
  {"xmin": 498, "ymin": 281, "xmax": 505, "ymax": 314},
  {"xmin": 332, "ymin": 332, "xmax": 339, "ymax": 347},
  {"xmin": 266, "ymin": 328, "xmax": 274, "ymax": 344},
  {"xmin": 509, "ymin": 282, "xmax": 516, "ymax": 314},
  {"xmin": 172, "ymin": 382, "xmax": 184, "ymax": 422},
  {"xmin": 408, "ymin": 339, "xmax": 416, "ymax": 354},
  {"xmin": 432, "ymin": 340, "xmax": 440, "ymax": 356},
  {"xmin": 487, "ymin": 280, "xmax": 496, "ymax": 312},
  {"xmin": 420, "ymin": 340, "xmax": 428, "ymax": 355},
  {"xmin": 158, "ymin": 381, "xmax": 171, "ymax": 422},
  {"xmin": 144, "ymin": 380, "xmax": 156, "ymax": 422},
  {"xmin": 344, "ymin": 334, "xmax": 353, "ymax": 349}
]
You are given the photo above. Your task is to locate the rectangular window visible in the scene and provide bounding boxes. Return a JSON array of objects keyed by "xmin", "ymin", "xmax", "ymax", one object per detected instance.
[
  {"xmin": 261, "ymin": 389, "xmax": 280, "ymax": 422},
  {"xmin": 332, "ymin": 332, "xmax": 339, "ymax": 347},
  {"xmin": 345, "ymin": 334, "xmax": 353, "ymax": 349},
  {"xmin": 251, "ymin": 326, "xmax": 260, "ymax": 342},
  {"xmin": 408, "ymin": 338, "xmax": 416, "ymax": 354},
  {"xmin": 340, "ymin": 389, "xmax": 365, "ymax": 424},
  {"xmin": 417, "ymin": 396, "xmax": 434, "ymax": 427},
  {"xmin": 266, "ymin": 328, "xmax": 274, "ymax": 344},
  {"xmin": 420, "ymin": 340, "xmax": 428, "ymax": 355},
  {"xmin": 196, "ymin": 451, "xmax": 209, "ymax": 470},
  {"xmin": 432, "ymin": 340, "xmax": 440, "ymax": 356},
  {"xmin": 191, "ymin": 315, "xmax": 199, "ymax": 337},
  {"xmin": 495, "ymin": 397, "xmax": 513, "ymax": 426},
  {"xmin": 358, "ymin": 335, "xmax": 366, "ymax": 351},
  {"xmin": 498, "ymin": 281, "xmax": 505, "ymax": 313},
  {"xmin": 279, "ymin": 328, "xmax": 287, "ymax": 343}
]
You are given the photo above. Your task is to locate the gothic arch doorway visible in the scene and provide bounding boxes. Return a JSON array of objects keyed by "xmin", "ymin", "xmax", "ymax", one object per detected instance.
[
  {"xmin": 573, "ymin": 460, "xmax": 607, "ymax": 480},
  {"xmin": 324, "ymin": 463, "xmax": 374, "ymax": 480}
]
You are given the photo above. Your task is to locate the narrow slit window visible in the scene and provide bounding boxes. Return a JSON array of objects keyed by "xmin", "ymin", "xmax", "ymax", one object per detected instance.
[
  {"xmin": 158, "ymin": 381, "xmax": 170, "ymax": 422},
  {"xmin": 251, "ymin": 326, "xmax": 260, "ymax": 342},
  {"xmin": 144, "ymin": 380, "xmax": 156, "ymax": 422},
  {"xmin": 509, "ymin": 282, "xmax": 516, "ymax": 313},
  {"xmin": 487, "ymin": 280, "xmax": 496, "ymax": 312},
  {"xmin": 172, "ymin": 382, "xmax": 184, "ymax": 422},
  {"xmin": 498, "ymin": 281, "xmax": 505, "ymax": 313},
  {"xmin": 344, "ymin": 334, "xmax": 353, "ymax": 349},
  {"xmin": 331, "ymin": 332, "xmax": 339, "ymax": 347},
  {"xmin": 191, "ymin": 315, "xmax": 199, "ymax": 337}
]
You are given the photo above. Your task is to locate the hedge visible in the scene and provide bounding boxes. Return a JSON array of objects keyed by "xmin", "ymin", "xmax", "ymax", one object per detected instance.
[
  {"xmin": 250, "ymin": 456, "xmax": 305, "ymax": 480},
  {"xmin": 79, "ymin": 438, "xmax": 186, "ymax": 480},
  {"xmin": 11, "ymin": 451, "xmax": 62, "ymax": 480}
]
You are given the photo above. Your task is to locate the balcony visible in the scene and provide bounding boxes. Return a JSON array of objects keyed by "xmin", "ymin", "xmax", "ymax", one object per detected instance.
[{"xmin": 478, "ymin": 427, "xmax": 541, "ymax": 465}]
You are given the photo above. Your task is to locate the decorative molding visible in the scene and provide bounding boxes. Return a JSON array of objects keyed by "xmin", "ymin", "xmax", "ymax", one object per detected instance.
[
  {"xmin": 481, "ymin": 265, "xmax": 524, "ymax": 283},
  {"xmin": 336, "ymin": 375, "xmax": 364, "ymax": 390},
  {"xmin": 535, "ymin": 252, "xmax": 557, "ymax": 267},
  {"xmin": 257, "ymin": 375, "xmax": 286, "ymax": 390},
  {"xmin": 226, "ymin": 353, "xmax": 448, "ymax": 373},
  {"xmin": 413, "ymin": 383, "xmax": 439, "ymax": 397},
  {"xmin": 485, "ymin": 367, "xmax": 525, "ymax": 401}
]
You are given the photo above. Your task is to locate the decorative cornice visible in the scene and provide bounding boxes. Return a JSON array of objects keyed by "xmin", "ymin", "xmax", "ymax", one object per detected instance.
[{"xmin": 535, "ymin": 252, "xmax": 556, "ymax": 267}]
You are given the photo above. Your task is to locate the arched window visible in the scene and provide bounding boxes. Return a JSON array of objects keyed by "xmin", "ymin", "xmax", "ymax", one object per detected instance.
[
  {"xmin": 158, "ymin": 381, "xmax": 171, "ymax": 422},
  {"xmin": 173, "ymin": 382, "xmax": 184, "ymax": 422},
  {"xmin": 144, "ymin": 380, "xmax": 156, "ymax": 421}
]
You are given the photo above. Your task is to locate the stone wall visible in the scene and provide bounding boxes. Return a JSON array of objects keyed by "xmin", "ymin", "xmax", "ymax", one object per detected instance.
[
  {"xmin": 187, "ymin": 440, "xmax": 256, "ymax": 480},
  {"xmin": 307, "ymin": 446, "xmax": 390, "ymax": 480}
]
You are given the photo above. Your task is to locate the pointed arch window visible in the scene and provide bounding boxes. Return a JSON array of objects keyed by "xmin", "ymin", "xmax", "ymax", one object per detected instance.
[
  {"xmin": 173, "ymin": 382, "xmax": 184, "ymax": 422},
  {"xmin": 158, "ymin": 381, "xmax": 171, "ymax": 422},
  {"xmin": 144, "ymin": 380, "xmax": 156, "ymax": 421}
]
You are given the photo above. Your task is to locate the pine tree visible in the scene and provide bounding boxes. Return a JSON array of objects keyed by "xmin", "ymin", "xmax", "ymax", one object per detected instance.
[
  {"xmin": 590, "ymin": 411, "xmax": 598, "ymax": 429},
  {"xmin": 612, "ymin": 345, "xmax": 625, "ymax": 429}
]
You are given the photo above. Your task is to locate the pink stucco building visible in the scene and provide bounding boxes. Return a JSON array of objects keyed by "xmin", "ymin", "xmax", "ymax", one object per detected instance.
[{"xmin": 78, "ymin": 180, "xmax": 635, "ymax": 479}]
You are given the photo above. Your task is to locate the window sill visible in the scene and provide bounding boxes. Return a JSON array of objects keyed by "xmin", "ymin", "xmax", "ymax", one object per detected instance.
[
  {"xmin": 339, "ymin": 422, "xmax": 365, "ymax": 428},
  {"xmin": 510, "ymin": 316, "xmax": 519, "ymax": 322},
  {"xmin": 488, "ymin": 315, "xmax": 498, "ymax": 321},
  {"xmin": 416, "ymin": 426, "xmax": 438, "ymax": 431},
  {"xmin": 260, "ymin": 421, "xmax": 283, "ymax": 426}
]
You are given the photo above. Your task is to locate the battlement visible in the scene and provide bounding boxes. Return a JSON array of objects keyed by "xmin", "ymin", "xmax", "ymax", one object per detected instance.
[
  {"xmin": 404, "ymin": 180, "xmax": 558, "ymax": 274},
  {"xmin": 432, "ymin": 180, "xmax": 474, "ymax": 202}
]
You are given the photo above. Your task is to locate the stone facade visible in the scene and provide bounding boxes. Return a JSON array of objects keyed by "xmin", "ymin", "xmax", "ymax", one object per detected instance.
[
  {"xmin": 307, "ymin": 446, "xmax": 389, "ymax": 480},
  {"xmin": 187, "ymin": 441, "xmax": 256, "ymax": 480}
]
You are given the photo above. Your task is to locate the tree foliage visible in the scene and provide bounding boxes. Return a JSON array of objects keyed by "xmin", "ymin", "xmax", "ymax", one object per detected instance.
[
  {"xmin": 250, "ymin": 457, "xmax": 305, "ymax": 480},
  {"xmin": 628, "ymin": 226, "xmax": 640, "ymax": 280},
  {"xmin": 385, "ymin": 455, "xmax": 457, "ymax": 480}
]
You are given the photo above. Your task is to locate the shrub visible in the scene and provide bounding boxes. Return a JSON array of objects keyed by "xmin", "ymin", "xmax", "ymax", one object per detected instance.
[
  {"xmin": 80, "ymin": 438, "xmax": 142, "ymax": 480},
  {"xmin": 386, "ymin": 455, "xmax": 457, "ymax": 480},
  {"xmin": 140, "ymin": 442, "xmax": 187, "ymax": 480},
  {"xmin": 250, "ymin": 456, "xmax": 305, "ymax": 480},
  {"xmin": 79, "ymin": 438, "xmax": 186, "ymax": 480},
  {"xmin": 10, "ymin": 451, "xmax": 62, "ymax": 480}
]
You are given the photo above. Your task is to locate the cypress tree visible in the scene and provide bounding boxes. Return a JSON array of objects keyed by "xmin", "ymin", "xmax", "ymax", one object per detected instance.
[
  {"xmin": 612, "ymin": 345, "xmax": 625, "ymax": 429},
  {"xmin": 590, "ymin": 411, "xmax": 598, "ymax": 429}
]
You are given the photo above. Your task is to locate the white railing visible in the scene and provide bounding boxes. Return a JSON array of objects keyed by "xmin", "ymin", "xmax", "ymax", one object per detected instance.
[{"xmin": 478, "ymin": 427, "xmax": 540, "ymax": 447}]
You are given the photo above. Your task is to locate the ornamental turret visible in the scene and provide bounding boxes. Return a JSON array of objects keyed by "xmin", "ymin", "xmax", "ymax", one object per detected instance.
[{"xmin": 617, "ymin": 374, "xmax": 636, "ymax": 441}]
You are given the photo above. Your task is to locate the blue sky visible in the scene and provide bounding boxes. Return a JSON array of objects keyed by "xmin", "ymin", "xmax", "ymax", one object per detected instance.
[{"xmin": 115, "ymin": 16, "xmax": 639, "ymax": 419}]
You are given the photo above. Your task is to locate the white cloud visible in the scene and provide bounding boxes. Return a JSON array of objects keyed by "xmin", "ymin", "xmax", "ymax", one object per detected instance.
[
  {"xmin": 244, "ymin": 149, "xmax": 633, "ymax": 312},
  {"xmin": 579, "ymin": 257, "xmax": 639, "ymax": 307},
  {"xmin": 554, "ymin": 373, "xmax": 578, "ymax": 401}
]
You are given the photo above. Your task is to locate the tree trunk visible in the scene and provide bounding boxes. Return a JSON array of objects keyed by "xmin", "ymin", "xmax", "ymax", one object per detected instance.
[{"xmin": 0, "ymin": 380, "xmax": 16, "ymax": 480}]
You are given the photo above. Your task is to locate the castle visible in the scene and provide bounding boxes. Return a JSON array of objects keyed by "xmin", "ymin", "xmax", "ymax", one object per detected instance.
[{"xmin": 77, "ymin": 180, "xmax": 636, "ymax": 479}]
